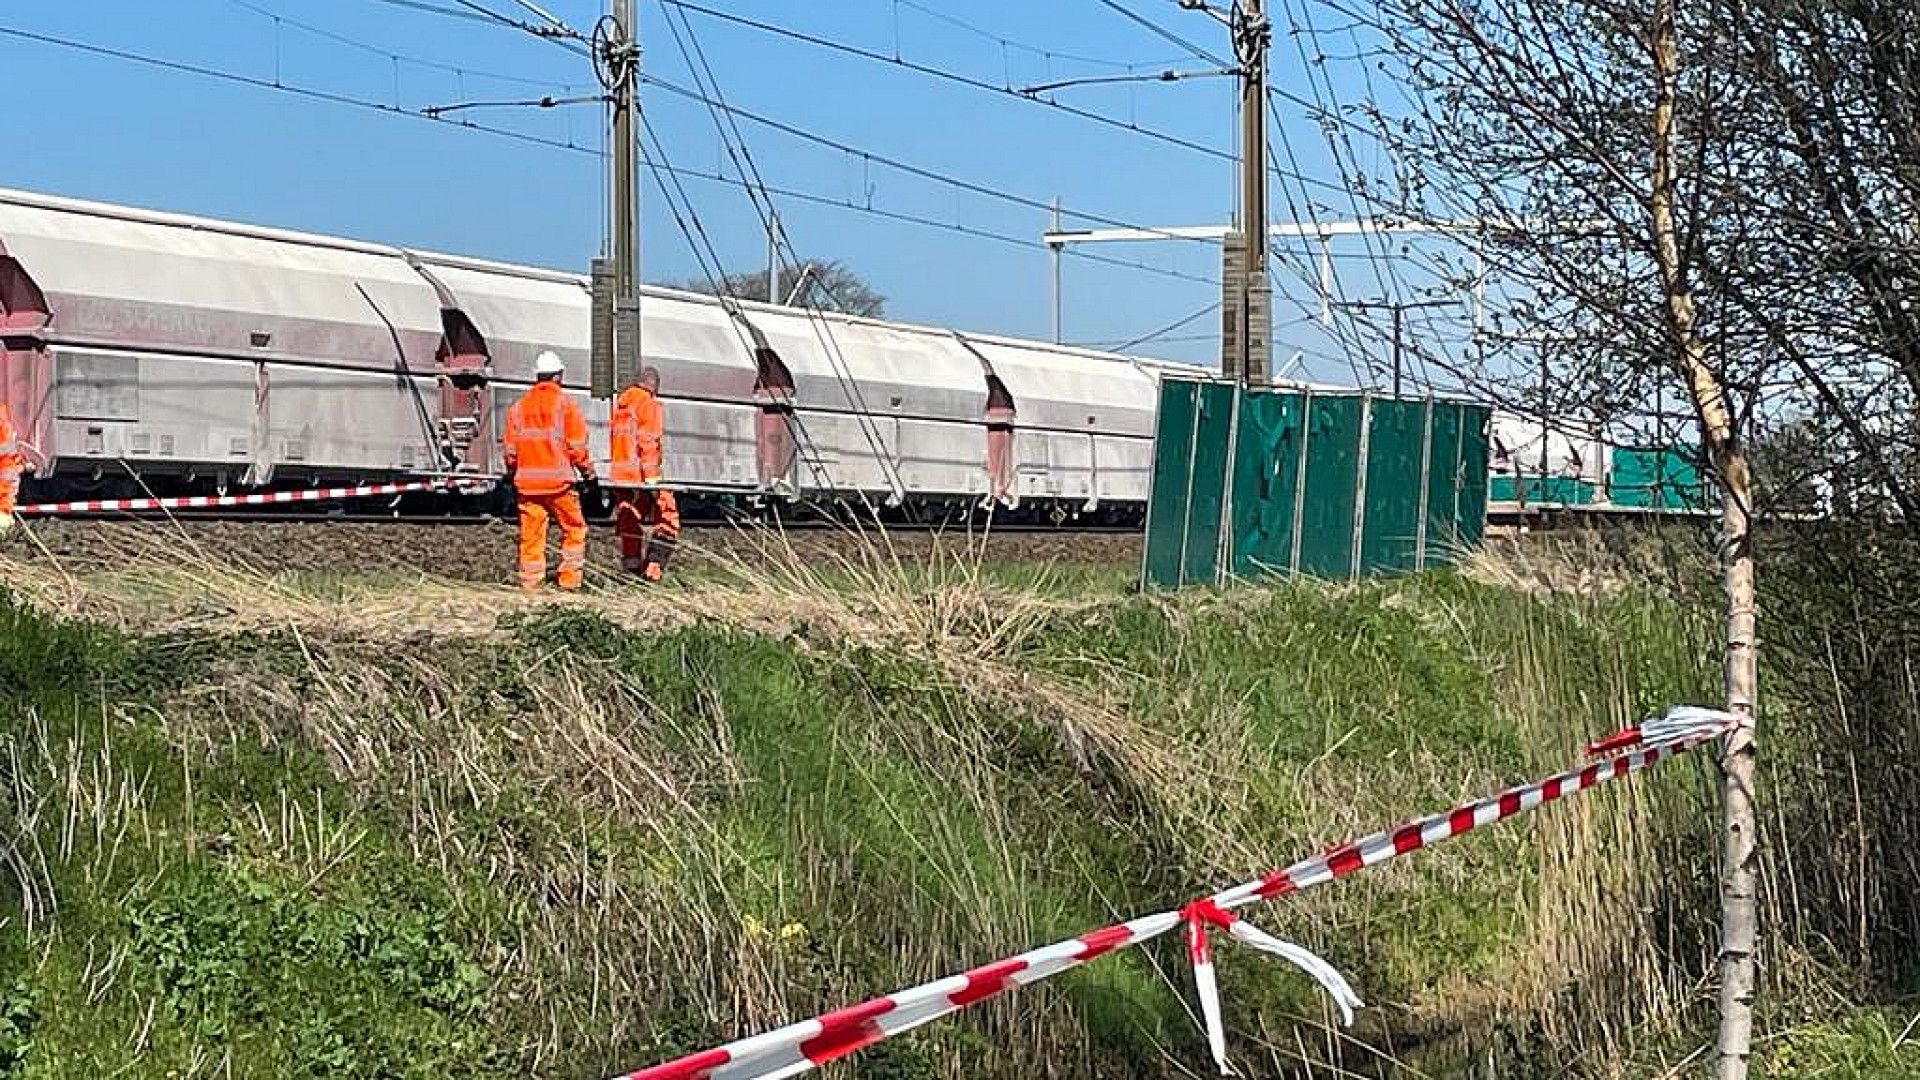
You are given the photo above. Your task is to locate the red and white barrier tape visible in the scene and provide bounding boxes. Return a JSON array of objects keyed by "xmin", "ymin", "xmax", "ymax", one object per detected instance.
[
  {"xmin": 617, "ymin": 706, "xmax": 1740, "ymax": 1080},
  {"xmin": 15, "ymin": 478, "xmax": 472, "ymax": 517}
]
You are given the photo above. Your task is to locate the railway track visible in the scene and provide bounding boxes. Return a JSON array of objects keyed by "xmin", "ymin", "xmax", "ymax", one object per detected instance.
[{"xmin": 17, "ymin": 508, "xmax": 1142, "ymax": 533}]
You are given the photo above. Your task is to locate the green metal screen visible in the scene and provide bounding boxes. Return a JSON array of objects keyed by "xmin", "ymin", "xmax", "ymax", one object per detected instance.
[{"xmin": 1144, "ymin": 380, "xmax": 1492, "ymax": 588}]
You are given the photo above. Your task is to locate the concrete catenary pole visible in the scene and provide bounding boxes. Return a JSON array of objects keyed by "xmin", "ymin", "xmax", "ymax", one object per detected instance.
[
  {"xmin": 1229, "ymin": 0, "xmax": 1272, "ymax": 385},
  {"xmin": 609, "ymin": 0, "xmax": 641, "ymax": 390}
]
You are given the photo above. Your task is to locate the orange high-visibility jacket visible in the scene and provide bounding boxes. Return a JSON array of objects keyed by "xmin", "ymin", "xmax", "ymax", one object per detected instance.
[
  {"xmin": 503, "ymin": 381, "xmax": 591, "ymax": 495},
  {"xmin": 608, "ymin": 385, "xmax": 665, "ymax": 486},
  {"xmin": 0, "ymin": 403, "xmax": 22, "ymax": 471}
]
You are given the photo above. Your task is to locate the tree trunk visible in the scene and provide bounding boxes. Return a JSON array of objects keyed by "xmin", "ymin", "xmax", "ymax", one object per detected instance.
[{"xmin": 1648, "ymin": 3, "xmax": 1760, "ymax": 1076}]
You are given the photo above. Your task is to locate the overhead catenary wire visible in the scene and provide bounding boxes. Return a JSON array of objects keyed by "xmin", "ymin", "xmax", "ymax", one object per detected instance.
[
  {"xmin": 638, "ymin": 115, "xmax": 844, "ymax": 497},
  {"xmin": 893, "ymin": 0, "xmax": 1158, "ymax": 72},
  {"xmin": 657, "ymin": 0, "xmax": 909, "ymax": 504},
  {"xmin": 0, "ymin": 22, "xmax": 597, "ymax": 153},
  {"xmin": 1090, "ymin": 0, "xmax": 1231, "ymax": 66},
  {"xmin": 640, "ymin": 74, "xmax": 1225, "ymax": 251},
  {"xmin": 655, "ymin": 0, "xmax": 1224, "ymax": 385},
  {"xmin": 1278, "ymin": 0, "xmax": 1460, "ymax": 393},
  {"xmin": 1113, "ymin": 301, "xmax": 1221, "ymax": 351},
  {"xmin": 378, "ymin": 0, "xmax": 1344, "ymax": 373},
  {"xmin": 446, "ymin": 0, "xmax": 584, "ymax": 42},
  {"xmin": 357, "ymin": 0, "xmax": 505, "ymax": 27},
  {"xmin": 358, "ymin": 0, "xmax": 1380, "ymax": 340},
  {"xmin": 656, "ymin": 0, "xmax": 1355, "ymax": 199},
  {"xmin": 345, "ymin": 0, "xmax": 1239, "ymax": 293},
  {"xmin": 0, "ymin": 21, "xmax": 1215, "ymax": 290},
  {"xmin": 641, "ymin": 3, "xmax": 864, "ymax": 496},
  {"xmin": 226, "ymin": 0, "xmax": 577, "ymax": 89},
  {"xmin": 1251, "ymin": 2, "xmax": 1396, "ymax": 386},
  {"xmin": 657, "ymin": 0, "xmax": 1394, "ymax": 376}
]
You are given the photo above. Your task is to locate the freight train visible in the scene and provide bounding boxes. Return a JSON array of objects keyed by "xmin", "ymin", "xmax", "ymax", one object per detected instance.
[
  {"xmin": 0, "ymin": 187, "xmax": 1192, "ymax": 523},
  {"xmin": 1485, "ymin": 413, "xmax": 1712, "ymax": 518},
  {"xmin": 0, "ymin": 187, "xmax": 1709, "ymax": 526}
]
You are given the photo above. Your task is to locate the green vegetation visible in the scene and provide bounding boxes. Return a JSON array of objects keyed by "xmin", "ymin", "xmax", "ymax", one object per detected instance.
[{"xmin": 0, "ymin": 533, "xmax": 1914, "ymax": 1077}]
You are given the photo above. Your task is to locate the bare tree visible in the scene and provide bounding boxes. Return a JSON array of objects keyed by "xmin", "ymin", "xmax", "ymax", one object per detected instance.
[
  {"xmin": 666, "ymin": 259, "xmax": 888, "ymax": 319},
  {"xmin": 1346, "ymin": 0, "xmax": 1767, "ymax": 1071},
  {"xmin": 1647, "ymin": 5, "xmax": 1760, "ymax": 1069},
  {"xmin": 1709, "ymin": 0, "xmax": 1920, "ymax": 520}
]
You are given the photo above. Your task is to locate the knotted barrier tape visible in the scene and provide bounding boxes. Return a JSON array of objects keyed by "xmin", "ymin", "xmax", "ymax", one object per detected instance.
[
  {"xmin": 617, "ymin": 706, "xmax": 1741, "ymax": 1080},
  {"xmin": 15, "ymin": 477, "xmax": 479, "ymax": 517}
]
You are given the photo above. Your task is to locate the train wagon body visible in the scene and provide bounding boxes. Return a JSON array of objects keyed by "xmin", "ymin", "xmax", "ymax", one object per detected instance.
[
  {"xmin": 4, "ymin": 187, "xmax": 1681, "ymax": 531},
  {"xmin": 0, "ymin": 187, "xmax": 1177, "ymax": 521},
  {"xmin": 1485, "ymin": 411, "xmax": 1713, "ymax": 517}
]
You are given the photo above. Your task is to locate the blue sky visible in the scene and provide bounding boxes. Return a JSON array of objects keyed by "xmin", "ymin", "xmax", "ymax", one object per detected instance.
[{"xmin": 3, "ymin": 0, "xmax": 1471, "ymax": 384}]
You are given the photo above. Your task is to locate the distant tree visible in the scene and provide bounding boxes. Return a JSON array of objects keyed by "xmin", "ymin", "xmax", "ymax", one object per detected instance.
[{"xmin": 666, "ymin": 259, "xmax": 887, "ymax": 319}]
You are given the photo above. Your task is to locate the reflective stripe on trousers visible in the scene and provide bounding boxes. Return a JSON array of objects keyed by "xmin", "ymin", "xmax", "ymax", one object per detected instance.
[{"xmin": 517, "ymin": 490, "xmax": 588, "ymax": 590}]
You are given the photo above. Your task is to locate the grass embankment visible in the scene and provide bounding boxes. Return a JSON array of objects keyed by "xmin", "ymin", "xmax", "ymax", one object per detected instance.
[{"xmin": 0, "ymin": 527, "xmax": 1911, "ymax": 1077}]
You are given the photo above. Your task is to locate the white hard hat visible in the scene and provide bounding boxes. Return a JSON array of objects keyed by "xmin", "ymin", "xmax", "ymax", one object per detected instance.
[{"xmin": 534, "ymin": 350, "xmax": 565, "ymax": 376}]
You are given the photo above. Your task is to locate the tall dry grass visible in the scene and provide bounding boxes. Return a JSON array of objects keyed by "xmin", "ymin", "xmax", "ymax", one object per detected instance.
[{"xmin": 6, "ymin": 515, "xmax": 1889, "ymax": 1077}]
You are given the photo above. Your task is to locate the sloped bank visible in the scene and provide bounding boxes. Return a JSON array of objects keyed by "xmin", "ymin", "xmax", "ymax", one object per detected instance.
[{"xmin": 0, "ymin": 562, "xmax": 1895, "ymax": 1078}]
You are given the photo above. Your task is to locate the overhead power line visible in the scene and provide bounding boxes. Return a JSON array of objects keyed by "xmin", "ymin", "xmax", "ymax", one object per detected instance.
[
  {"xmin": 447, "ymin": 0, "xmax": 583, "ymax": 41},
  {"xmin": 641, "ymin": 73, "xmax": 1221, "ymax": 249},
  {"xmin": 227, "ymin": 0, "xmax": 574, "ymax": 88},
  {"xmin": 1115, "ymin": 300, "xmax": 1220, "ymax": 350},
  {"xmin": 1090, "ymin": 0, "xmax": 1230, "ymax": 65},
  {"xmin": 656, "ymin": 0, "xmax": 1230, "ymax": 159},
  {"xmin": 357, "ymin": 0, "xmax": 504, "ymax": 26},
  {"xmin": 0, "ymin": 21, "xmax": 594, "ymax": 153},
  {"xmin": 894, "ymin": 0, "xmax": 1155, "ymax": 71},
  {"xmin": 656, "ymin": 0, "xmax": 1354, "ymax": 198},
  {"xmin": 1279, "ymin": 0, "xmax": 1451, "ymax": 392},
  {"xmin": 0, "ymin": 21, "xmax": 1214, "ymax": 287}
]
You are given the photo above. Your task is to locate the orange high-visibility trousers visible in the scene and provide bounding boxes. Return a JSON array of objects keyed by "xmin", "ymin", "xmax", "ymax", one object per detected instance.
[
  {"xmin": 0, "ymin": 465, "xmax": 18, "ymax": 518},
  {"xmin": 611, "ymin": 488, "xmax": 680, "ymax": 578},
  {"xmin": 516, "ymin": 489, "xmax": 588, "ymax": 591}
]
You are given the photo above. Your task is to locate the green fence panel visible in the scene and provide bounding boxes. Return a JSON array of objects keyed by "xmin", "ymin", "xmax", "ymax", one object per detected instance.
[
  {"xmin": 1146, "ymin": 386, "xmax": 1491, "ymax": 589},
  {"xmin": 1229, "ymin": 389, "xmax": 1305, "ymax": 576},
  {"xmin": 1423, "ymin": 402, "xmax": 1465, "ymax": 565},
  {"xmin": 1298, "ymin": 394, "xmax": 1365, "ymax": 579},
  {"xmin": 1142, "ymin": 379, "xmax": 1200, "ymax": 588},
  {"xmin": 1180, "ymin": 381, "xmax": 1236, "ymax": 586},
  {"xmin": 1361, "ymin": 397, "xmax": 1427, "ymax": 574},
  {"xmin": 1455, "ymin": 405, "xmax": 1491, "ymax": 546}
]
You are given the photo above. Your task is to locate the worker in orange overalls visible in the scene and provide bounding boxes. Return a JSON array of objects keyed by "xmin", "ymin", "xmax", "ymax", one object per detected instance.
[
  {"xmin": 0, "ymin": 400, "xmax": 23, "ymax": 535},
  {"xmin": 503, "ymin": 351, "xmax": 594, "ymax": 591},
  {"xmin": 607, "ymin": 365, "xmax": 681, "ymax": 582}
]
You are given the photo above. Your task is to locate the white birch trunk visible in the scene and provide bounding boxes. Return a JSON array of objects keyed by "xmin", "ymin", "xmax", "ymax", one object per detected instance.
[{"xmin": 1648, "ymin": 3, "xmax": 1760, "ymax": 1075}]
